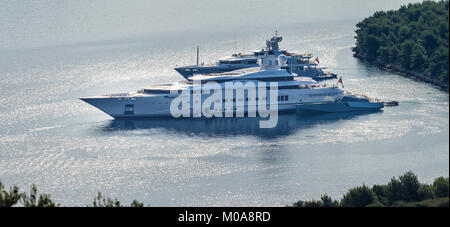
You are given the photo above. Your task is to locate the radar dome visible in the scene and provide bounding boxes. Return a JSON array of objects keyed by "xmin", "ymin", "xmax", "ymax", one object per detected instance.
[{"xmin": 277, "ymin": 54, "xmax": 287, "ymax": 67}]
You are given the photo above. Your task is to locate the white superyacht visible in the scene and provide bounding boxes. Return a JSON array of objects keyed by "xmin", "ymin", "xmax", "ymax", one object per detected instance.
[{"xmin": 80, "ymin": 54, "xmax": 344, "ymax": 119}]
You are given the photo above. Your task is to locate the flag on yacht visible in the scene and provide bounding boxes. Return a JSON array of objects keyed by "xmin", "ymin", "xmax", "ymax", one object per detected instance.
[
  {"xmin": 315, "ymin": 57, "xmax": 320, "ymax": 64},
  {"xmin": 337, "ymin": 77, "xmax": 344, "ymax": 88}
]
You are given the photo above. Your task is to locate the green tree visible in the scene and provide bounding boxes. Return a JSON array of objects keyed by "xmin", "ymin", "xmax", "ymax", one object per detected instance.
[
  {"xmin": 433, "ymin": 177, "xmax": 449, "ymax": 198},
  {"xmin": 372, "ymin": 184, "xmax": 389, "ymax": 205},
  {"xmin": 341, "ymin": 184, "xmax": 378, "ymax": 207},
  {"xmin": 398, "ymin": 171, "xmax": 421, "ymax": 202},
  {"xmin": 291, "ymin": 200, "xmax": 305, "ymax": 207},
  {"xmin": 411, "ymin": 44, "xmax": 427, "ymax": 70},
  {"xmin": 389, "ymin": 45, "xmax": 400, "ymax": 63},
  {"xmin": 377, "ymin": 46, "xmax": 391, "ymax": 62},
  {"xmin": 303, "ymin": 200, "xmax": 323, "ymax": 207},
  {"xmin": 386, "ymin": 177, "xmax": 403, "ymax": 204},
  {"xmin": 420, "ymin": 30, "xmax": 438, "ymax": 54},
  {"xmin": 398, "ymin": 26, "xmax": 412, "ymax": 41},
  {"xmin": 92, "ymin": 192, "xmax": 145, "ymax": 207},
  {"xmin": 22, "ymin": 184, "xmax": 58, "ymax": 207},
  {"xmin": 399, "ymin": 40, "xmax": 414, "ymax": 69},
  {"xmin": 320, "ymin": 194, "xmax": 339, "ymax": 207},
  {"xmin": 366, "ymin": 34, "xmax": 381, "ymax": 58},
  {"xmin": 417, "ymin": 184, "xmax": 434, "ymax": 201},
  {"xmin": 130, "ymin": 200, "xmax": 144, "ymax": 207},
  {"xmin": 92, "ymin": 192, "xmax": 122, "ymax": 207},
  {"xmin": 0, "ymin": 181, "xmax": 23, "ymax": 207}
]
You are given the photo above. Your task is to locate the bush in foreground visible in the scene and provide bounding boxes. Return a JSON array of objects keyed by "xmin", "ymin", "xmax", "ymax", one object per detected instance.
[
  {"xmin": 2, "ymin": 171, "xmax": 448, "ymax": 207},
  {"xmin": 0, "ymin": 181, "xmax": 144, "ymax": 207},
  {"xmin": 341, "ymin": 184, "xmax": 378, "ymax": 207},
  {"xmin": 291, "ymin": 171, "xmax": 449, "ymax": 207},
  {"xmin": 0, "ymin": 182, "xmax": 57, "ymax": 207}
]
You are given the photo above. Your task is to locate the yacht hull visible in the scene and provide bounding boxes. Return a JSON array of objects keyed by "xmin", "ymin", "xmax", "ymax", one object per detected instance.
[
  {"xmin": 81, "ymin": 97, "xmax": 173, "ymax": 118},
  {"xmin": 81, "ymin": 96, "xmax": 318, "ymax": 119}
]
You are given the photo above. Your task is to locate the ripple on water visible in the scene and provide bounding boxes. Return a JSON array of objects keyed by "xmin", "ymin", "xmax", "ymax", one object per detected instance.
[{"xmin": 0, "ymin": 19, "xmax": 448, "ymax": 206}]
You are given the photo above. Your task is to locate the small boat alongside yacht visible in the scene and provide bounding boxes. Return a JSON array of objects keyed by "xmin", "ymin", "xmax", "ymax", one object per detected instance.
[{"xmin": 296, "ymin": 92, "xmax": 385, "ymax": 113}]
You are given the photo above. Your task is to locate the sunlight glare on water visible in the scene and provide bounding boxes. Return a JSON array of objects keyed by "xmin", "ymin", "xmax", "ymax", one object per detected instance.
[{"xmin": 0, "ymin": 0, "xmax": 447, "ymax": 206}]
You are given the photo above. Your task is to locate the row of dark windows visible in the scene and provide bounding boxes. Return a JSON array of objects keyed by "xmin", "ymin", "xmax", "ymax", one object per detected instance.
[
  {"xmin": 219, "ymin": 60, "xmax": 258, "ymax": 64},
  {"xmin": 281, "ymin": 66, "xmax": 316, "ymax": 71},
  {"xmin": 309, "ymin": 92, "xmax": 337, "ymax": 97},
  {"xmin": 142, "ymin": 84, "xmax": 302, "ymax": 95},
  {"xmin": 212, "ymin": 96, "xmax": 288, "ymax": 103},
  {"xmin": 142, "ymin": 89, "xmax": 171, "ymax": 94},
  {"xmin": 200, "ymin": 76, "xmax": 293, "ymax": 83},
  {"xmin": 135, "ymin": 91, "xmax": 291, "ymax": 103},
  {"xmin": 220, "ymin": 97, "xmax": 265, "ymax": 102}
]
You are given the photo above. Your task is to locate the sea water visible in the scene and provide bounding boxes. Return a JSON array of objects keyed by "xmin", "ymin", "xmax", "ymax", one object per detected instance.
[{"xmin": 0, "ymin": 0, "xmax": 448, "ymax": 206}]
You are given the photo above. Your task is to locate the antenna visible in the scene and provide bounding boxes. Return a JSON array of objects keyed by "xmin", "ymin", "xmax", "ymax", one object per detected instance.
[{"xmin": 196, "ymin": 45, "xmax": 199, "ymax": 66}]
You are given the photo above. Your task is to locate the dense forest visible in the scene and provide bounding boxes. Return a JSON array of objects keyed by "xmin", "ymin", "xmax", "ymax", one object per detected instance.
[
  {"xmin": 291, "ymin": 171, "xmax": 449, "ymax": 207},
  {"xmin": 353, "ymin": 0, "xmax": 449, "ymax": 89}
]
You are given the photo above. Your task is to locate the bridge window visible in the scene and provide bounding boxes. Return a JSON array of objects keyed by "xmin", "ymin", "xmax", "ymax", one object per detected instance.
[{"xmin": 124, "ymin": 104, "xmax": 134, "ymax": 115}]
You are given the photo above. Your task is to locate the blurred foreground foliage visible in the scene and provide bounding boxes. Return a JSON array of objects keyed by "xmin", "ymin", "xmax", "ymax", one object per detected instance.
[
  {"xmin": 291, "ymin": 171, "xmax": 449, "ymax": 207},
  {"xmin": 0, "ymin": 181, "xmax": 144, "ymax": 207},
  {"xmin": 2, "ymin": 171, "xmax": 447, "ymax": 207}
]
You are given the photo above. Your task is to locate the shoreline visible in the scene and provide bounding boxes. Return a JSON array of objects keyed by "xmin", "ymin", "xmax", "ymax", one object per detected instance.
[{"xmin": 353, "ymin": 49, "xmax": 449, "ymax": 92}]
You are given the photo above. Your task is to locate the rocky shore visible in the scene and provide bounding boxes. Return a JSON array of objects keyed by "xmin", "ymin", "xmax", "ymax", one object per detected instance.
[{"xmin": 353, "ymin": 49, "xmax": 449, "ymax": 92}]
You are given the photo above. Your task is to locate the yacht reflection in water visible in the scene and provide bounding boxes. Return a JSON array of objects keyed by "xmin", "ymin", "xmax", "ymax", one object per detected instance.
[{"xmin": 101, "ymin": 111, "xmax": 382, "ymax": 139}]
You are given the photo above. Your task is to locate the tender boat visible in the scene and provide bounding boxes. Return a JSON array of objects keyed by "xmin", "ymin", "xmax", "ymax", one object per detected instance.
[{"xmin": 296, "ymin": 93, "xmax": 385, "ymax": 113}]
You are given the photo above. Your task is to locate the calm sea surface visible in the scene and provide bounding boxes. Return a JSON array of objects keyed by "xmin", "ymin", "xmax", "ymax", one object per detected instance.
[{"xmin": 0, "ymin": 0, "xmax": 448, "ymax": 206}]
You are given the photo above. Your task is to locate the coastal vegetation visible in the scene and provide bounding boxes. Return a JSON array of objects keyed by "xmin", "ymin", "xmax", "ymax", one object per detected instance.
[
  {"xmin": 290, "ymin": 171, "xmax": 449, "ymax": 207},
  {"xmin": 2, "ymin": 171, "xmax": 448, "ymax": 207},
  {"xmin": 353, "ymin": 0, "xmax": 449, "ymax": 90},
  {"xmin": 0, "ymin": 181, "xmax": 143, "ymax": 207}
]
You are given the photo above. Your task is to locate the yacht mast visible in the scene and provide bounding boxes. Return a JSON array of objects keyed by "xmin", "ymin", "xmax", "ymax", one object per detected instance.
[{"xmin": 196, "ymin": 45, "xmax": 199, "ymax": 66}]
